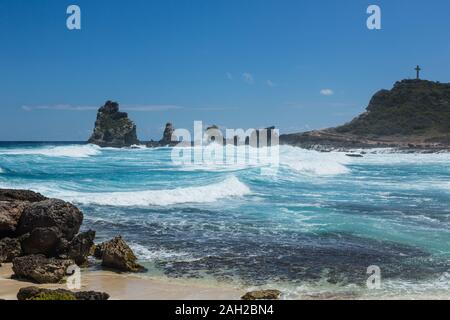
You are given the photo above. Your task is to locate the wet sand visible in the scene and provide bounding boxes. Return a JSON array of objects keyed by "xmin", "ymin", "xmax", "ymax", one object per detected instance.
[
  {"xmin": 2, "ymin": 263, "xmax": 449, "ymax": 300},
  {"xmin": 0, "ymin": 263, "xmax": 243, "ymax": 300}
]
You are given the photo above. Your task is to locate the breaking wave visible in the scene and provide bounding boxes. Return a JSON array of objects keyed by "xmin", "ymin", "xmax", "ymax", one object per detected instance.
[
  {"xmin": 280, "ymin": 146, "xmax": 350, "ymax": 175},
  {"xmin": 57, "ymin": 176, "xmax": 250, "ymax": 206},
  {"xmin": 0, "ymin": 144, "xmax": 101, "ymax": 158}
]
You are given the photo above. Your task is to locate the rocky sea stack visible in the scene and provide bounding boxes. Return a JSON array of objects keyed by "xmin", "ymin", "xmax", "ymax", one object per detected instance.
[
  {"xmin": 280, "ymin": 79, "xmax": 450, "ymax": 150},
  {"xmin": 146, "ymin": 122, "xmax": 178, "ymax": 147},
  {"xmin": 88, "ymin": 101, "xmax": 139, "ymax": 147}
]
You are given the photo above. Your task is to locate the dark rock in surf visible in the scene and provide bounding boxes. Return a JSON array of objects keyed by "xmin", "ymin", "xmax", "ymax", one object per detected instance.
[
  {"xmin": 100, "ymin": 236, "xmax": 145, "ymax": 272},
  {"xmin": 88, "ymin": 101, "xmax": 139, "ymax": 148}
]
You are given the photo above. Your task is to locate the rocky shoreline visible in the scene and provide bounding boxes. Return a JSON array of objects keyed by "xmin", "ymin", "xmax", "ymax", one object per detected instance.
[
  {"xmin": 0, "ymin": 188, "xmax": 282, "ymax": 301},
  {"xmin": 0, "ymin": 188, "xmax": 147, "ymax": 300},
  {"xmin": 279, "ymin": 129, "xmax": 450, "ymax": 153}
]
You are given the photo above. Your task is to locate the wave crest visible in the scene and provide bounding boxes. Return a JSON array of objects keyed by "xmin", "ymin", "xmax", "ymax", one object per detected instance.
[
  {"xmin": 59, "ymin": 176, "xmax": 250, "ymax": 206},
  {"xmin": 280, "ymin": 146, "xmax": 350, "ymax": 175},
  {"xmin": 0, "ymin": 144, "xmax": 101, "ymax": 158}
]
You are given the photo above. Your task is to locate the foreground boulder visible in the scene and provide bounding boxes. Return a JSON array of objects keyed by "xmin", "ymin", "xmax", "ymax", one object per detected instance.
[
  {"xmin": 100, "ymin": 236, "xmax": 145, "ymax": 272},
  {"xmin": 0, "ymin": 237, "xmax": 22, "ymax": 263},
  {"xmin": 17, "ymin": 199, "xmax": 83, "ymax": 241},
  {"xmin": 17, "ymin": 286, "xmax": 109, "ymax": 301},
  {"xmin": 241, "ymin": 289, "xmax": 282, "ymax": 300},
  {"xmin": 21, "ymin": 227, "xmax": 60, "ymax": 256},
  {"xmin": 12, "ymin": 254, "xmax": 74, "ymax": 284},
  {"xmin": 88, "ymin": 100, "xmax": 139, "ymax": 148}
]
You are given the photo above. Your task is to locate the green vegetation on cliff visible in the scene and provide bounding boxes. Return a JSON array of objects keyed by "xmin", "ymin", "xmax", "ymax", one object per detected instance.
[{"xmin": 335, "ymin": 80, "xmax": 450, "ymax": 141}]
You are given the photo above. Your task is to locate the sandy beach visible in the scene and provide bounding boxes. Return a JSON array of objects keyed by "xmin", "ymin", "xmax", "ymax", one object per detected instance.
[{"xmin": 0, "ymin": 263, "xmax": 243, "ymax": 300}]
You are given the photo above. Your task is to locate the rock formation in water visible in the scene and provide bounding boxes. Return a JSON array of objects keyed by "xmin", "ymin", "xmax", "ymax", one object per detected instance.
[
  {"xmin": 88, "ymin": 101, "xmax": 139, "ymax": 147},
  {"xmin": 280, "ymin": 79, "xmax": 450, "ymax": 150},
  {"xmin": 146, "ymin": 122, "xmax": 178, "ymax": 147}
]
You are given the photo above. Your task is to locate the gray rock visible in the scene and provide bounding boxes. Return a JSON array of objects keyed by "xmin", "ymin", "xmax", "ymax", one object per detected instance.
[
  {"xmin": 12, "ymin": 254, "xmax": 74, "ymax": 284},
  {"xmin": 88, "ymin": 101, "xmax": 139, "ymax": 147}
]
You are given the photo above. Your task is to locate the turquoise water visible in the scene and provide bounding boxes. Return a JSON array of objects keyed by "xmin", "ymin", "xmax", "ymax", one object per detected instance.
[{"xmin": 1, "ymin": 142, "xmax": 450, "ymax": 297}]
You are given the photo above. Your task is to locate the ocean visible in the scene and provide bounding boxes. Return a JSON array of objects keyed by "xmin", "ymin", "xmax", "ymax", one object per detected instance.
[{"xmin": 1, "ymin": 142, "xmax": 450, "ymax": 299}]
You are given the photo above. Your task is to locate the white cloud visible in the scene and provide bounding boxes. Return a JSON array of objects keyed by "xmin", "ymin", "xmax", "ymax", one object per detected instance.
[
  {"xmin": 320, "ymin": 89, "xmax": 334, "ymax": 96},
  {"xmin": 22, "ymin": 104, "xmax": 183, "ymax": 112},
  {"xmin": 242, "ymin": 72, "xmax": 254, "ymax": 84},
  {"xmin": 226, "ymin": 72, "xmax": 233, "ymax": 80},
  {"xmin": 266, "ymin": 80, "xmax": 276, "ymax": 87},
  {"xmin": 21, "ymin": 104, "xmax": 96, "ymax": 111},
  {"xmin": 122, "ymin": 105, "xmax": 182, "ymax": 111}
]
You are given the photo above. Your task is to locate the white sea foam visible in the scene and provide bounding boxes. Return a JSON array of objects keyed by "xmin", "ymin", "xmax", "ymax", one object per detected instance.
[
  {"xmin": 0, "ymin": 167, "xmax": 3, "ymax": 174},
  {"xmin": 280, "ymin": 146, "xmax": 350, "ymax": 175},
  {"xmin": 0, "ymin": 144, "xmax": 101, "ymax": 158},
  {"xmin": 130, "ymin": 243, "xmax": 195, "ymax": 262},
  {"xmin": 57, "ymin": 176, "xmax": 251, "ymax": 206}
]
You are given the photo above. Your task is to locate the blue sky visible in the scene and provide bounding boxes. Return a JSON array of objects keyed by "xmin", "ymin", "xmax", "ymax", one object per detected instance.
[{"xmin": 1, "ymin": 0, "xmax": 449, "ymax": 141}]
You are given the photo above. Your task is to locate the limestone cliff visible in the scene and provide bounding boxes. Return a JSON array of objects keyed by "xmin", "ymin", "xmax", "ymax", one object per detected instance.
[{"xmin": 280, "ymin": 79, "xmax": 450, "ymax": 150}]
